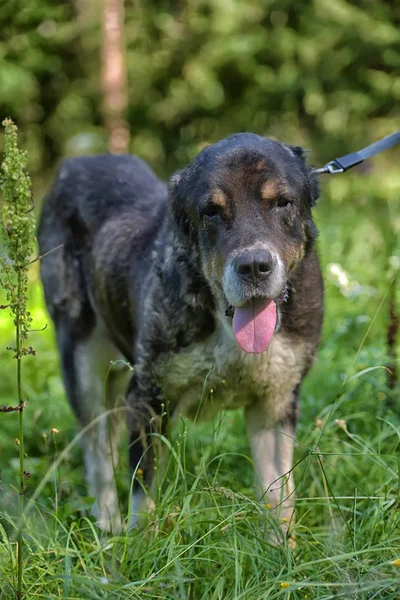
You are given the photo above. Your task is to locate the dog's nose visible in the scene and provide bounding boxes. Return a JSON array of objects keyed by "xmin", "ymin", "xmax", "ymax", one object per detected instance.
[{"xmin": 234, "ymin": 250, "xmax": 273, "ymax": 281}]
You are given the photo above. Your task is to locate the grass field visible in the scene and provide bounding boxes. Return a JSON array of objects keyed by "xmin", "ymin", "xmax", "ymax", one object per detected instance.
[{"xmin": 0, "ymin": 172, "xmax": 399, "ymax": 599}]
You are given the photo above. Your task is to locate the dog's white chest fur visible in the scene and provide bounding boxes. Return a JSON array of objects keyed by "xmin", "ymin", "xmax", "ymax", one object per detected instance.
[{"xmin": 163, "ymin": 318, "xmax": 310, "ymax": 423}]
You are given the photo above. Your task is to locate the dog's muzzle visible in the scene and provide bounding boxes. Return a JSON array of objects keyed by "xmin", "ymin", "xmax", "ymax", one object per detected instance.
[{"xmin": 222, "ymin": 248, "xmax": 287, "ymax": 354}]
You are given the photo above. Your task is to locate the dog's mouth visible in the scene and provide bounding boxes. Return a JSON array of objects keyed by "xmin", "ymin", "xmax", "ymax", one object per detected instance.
[{"xmin": 224, "ymin": 289, "xmax": 288, "ymax": 354}]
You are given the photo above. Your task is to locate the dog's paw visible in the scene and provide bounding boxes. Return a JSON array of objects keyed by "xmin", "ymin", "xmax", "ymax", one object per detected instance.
[
  {"xmin": 91, "ymin": 501, "xmax": 122, "ymax": 533},
  {"xmin": 288, "ymin": 534, "xmax": 297, "ymax": 550},
  {"xmin": 128, "ymin": 490, "xmax": 155, "ymax": 530},
  {"xmin": 265, "ymin": 510, "xmax": 296, "ymax": 549}
]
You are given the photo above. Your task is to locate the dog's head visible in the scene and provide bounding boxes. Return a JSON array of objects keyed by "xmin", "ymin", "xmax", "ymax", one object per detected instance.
[{"xmin": 169, "ymin": 133, "xmax": 319, "ymax": 353}]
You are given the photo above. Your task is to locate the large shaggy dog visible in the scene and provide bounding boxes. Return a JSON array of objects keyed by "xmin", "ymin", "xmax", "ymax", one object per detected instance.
[{"xmin": 38, "ymin": 133, "xmax": 323, "ymax": 534}]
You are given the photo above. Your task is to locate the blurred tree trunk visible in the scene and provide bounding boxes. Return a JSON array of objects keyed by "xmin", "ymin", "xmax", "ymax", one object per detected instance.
[{"xmin": 102, "ymin": 0, "xmax": 129, "ymax": 154}]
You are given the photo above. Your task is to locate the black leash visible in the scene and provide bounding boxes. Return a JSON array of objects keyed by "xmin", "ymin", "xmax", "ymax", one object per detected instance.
[{"xmin": 315, "ymin": 131, "xmax": 400, "ymax": 174}]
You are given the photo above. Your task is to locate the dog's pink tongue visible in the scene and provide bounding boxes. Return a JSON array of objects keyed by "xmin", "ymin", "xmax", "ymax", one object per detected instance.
[{"xmin": 233, "ymin": 299, "xmax": 276, "ymax": 353}]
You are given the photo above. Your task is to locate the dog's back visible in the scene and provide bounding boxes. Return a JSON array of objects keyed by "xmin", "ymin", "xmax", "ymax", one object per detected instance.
[
  {"xmin": 39, "ymin": 154, "xmax": 167, "ymax": 243},
  {"xmin": 39, "ymin": 154, "xmax": 168, "ymax": 354}
]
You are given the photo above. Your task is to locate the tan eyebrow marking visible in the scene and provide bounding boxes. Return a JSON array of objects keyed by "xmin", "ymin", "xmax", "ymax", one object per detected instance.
[
  {"xmin": 261, "ymin": 180, "xmax": 288, "ymax": 201},
  {"xmin": 211, "ymin": 189, "xmax": 227, "ymax": 208}
]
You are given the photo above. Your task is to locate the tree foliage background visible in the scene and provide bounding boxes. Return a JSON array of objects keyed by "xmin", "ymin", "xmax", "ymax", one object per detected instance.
[{"xmin": 0, "ymin": 0, "xmax": 399, "ymax": 179}]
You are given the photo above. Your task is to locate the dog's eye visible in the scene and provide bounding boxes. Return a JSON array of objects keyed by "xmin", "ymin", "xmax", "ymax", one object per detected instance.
[
  {"xmin": 201, "ymin": 204, "xmax": 222, "ymax": 219},
  {"xmin": 276, "ymin": 197, "xmax": 293, "ymax": 208}
]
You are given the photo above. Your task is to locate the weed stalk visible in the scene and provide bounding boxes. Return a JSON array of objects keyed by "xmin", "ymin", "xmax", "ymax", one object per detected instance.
[{"xmin": 0, "ymin": 118, "xmax": 35, "ymax": 599}]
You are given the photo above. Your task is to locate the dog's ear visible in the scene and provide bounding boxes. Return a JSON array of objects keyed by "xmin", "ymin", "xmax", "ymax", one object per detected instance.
[
  {"xmin": 288, "ymin": 145, "xmax": 320, "ymax": 207},
  {"xmin": 306, "ymin": 167, "xmax": 320, "ymax": 207},
  {"xmin": 289, "ymin": 145, "xmax": 306, "ymax": 161},
  {"xmin": 169, "ymin": 169, "xmax": 190, "ymax": 238}
]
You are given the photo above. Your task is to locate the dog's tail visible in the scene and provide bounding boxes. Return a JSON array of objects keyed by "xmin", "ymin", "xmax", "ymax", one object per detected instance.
[{"xmin": 38, "ymin": 159, "xmax": 94, "ymax": 334}]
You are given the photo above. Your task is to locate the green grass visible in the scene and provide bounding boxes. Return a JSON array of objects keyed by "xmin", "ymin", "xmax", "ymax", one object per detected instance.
[{"xmin": 0, "ymin": 173, "xmax": 399, "ymax": 599}]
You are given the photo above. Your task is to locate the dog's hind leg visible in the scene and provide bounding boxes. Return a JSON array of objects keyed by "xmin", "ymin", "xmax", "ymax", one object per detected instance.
[
  {"xmin": 105, "ymin": 362, "xmax": 131, "ymax": 472},
  {"xmin": 57, "ymin": 316, "xmax": 124, "ymax": 531},
  {"xmin": 125, "ymin": 376, "xmax": 163, "ymax": 528}
]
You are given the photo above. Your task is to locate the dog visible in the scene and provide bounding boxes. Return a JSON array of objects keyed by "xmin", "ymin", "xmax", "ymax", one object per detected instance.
[{"xmin": 38, "ymin": 133, "xmax": 323, "ymax": 535}]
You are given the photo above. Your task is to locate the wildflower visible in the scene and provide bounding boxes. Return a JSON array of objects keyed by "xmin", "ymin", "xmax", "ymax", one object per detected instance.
[
  {"xmin": 137, "ymin": 468, "xmax": 143, "ymax": 477},
  {"xmin": 265, "ymin": 503, "xmax": 272, "ymax": 509},
  {"xmin": 51, "ymin": 428, "xmax": 59, "ymax": 434},
  {"xmin": 315, "ymin": 418, "xmax": 323, "ymax": 428},
  {"xmin": 280, "ymin": 582, "xmax": 290, "ymax": 589},
  {"xmin": 335, "ymin": 419, "xmax": 347, "ymax": 431},
  {"xmin": 15, "ymin": 438, "xmax": 20, "ymax": 446},
  {"xmin": 391, "ymin": 558, "xmax": 400, "ymax": 567}
]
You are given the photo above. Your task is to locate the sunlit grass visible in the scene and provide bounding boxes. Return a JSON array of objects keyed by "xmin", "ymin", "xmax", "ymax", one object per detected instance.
[{"xmin": 0, "ymin": 173, "xmax": 399, "ymax": 598}]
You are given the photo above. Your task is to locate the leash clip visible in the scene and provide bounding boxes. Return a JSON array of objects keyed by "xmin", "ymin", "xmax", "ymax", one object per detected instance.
[{"xmin": 315, "ymin": 161, "xmax": 344, "ymax": 175}]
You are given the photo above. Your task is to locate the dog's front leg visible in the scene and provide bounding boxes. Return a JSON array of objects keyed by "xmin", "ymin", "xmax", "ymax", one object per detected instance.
[{"xmin": 245, "ymin": 386, "xmax": 299, "ymax": 539}]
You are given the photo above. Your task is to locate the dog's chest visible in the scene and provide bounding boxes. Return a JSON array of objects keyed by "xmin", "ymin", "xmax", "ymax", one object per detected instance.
[{"xmin": 162, "ymin": 323, "xmax": 309, "ymax": 422}]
